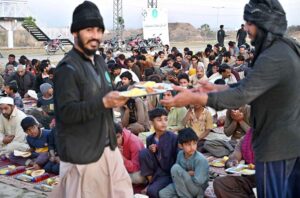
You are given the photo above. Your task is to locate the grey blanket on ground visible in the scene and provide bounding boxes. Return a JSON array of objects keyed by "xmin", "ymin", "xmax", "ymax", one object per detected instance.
[{"xmin": 204, "ymin": 139, "xmax": 235, "ymax": 158}]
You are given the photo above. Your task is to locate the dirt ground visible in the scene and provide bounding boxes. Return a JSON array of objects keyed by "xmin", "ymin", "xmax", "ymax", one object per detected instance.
[
  {"xmin": 0, "ymin": 182, "xmax": 46, "ymax": 198},
  {"xmin": 0, "ymin": 40, "xmax": 215, "ymax": 66}
]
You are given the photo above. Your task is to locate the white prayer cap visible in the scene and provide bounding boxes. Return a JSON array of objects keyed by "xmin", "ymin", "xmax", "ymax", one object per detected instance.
[
  {"xmin": 17, "ymin": 64, "xmax": 26, "ymax": 70},
  {"xmin": 27, "ymin": 90, "xmax": 38, "ymax": 100},
  {"xmin": 0, "ymin": 97, "xmax": 14, "ymax": 105}
]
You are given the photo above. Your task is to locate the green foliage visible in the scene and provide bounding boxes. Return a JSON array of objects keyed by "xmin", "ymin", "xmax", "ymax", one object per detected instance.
[
  {"xmin": 199, "ymin": 24, "xmax": 215, "ymax": 40},
  {"xmin": 22, "ymin": 16, "xmax": 36, "ymax": 26}
]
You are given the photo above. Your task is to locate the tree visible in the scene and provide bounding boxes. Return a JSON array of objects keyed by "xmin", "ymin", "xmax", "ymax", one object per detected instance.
[
  {"xmin": 23, "ymin": 16, "xmax": 37, "ymax": 26},
  {"xmin": 199, "ymin": 24, "xmax": 214, "ymax": 41}
]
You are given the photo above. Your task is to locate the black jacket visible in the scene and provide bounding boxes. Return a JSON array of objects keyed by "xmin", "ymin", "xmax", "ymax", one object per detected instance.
[
  {"xmin": 217, "ymin": 29, "xmax": 225, "ymax": 46},
  {"xmin": 7, "ymin": 71, "xmax": 35, "ymax": 98},
  {"xmin": 54, "ymin": 48, "xmax": 116, "ymax": 164}
]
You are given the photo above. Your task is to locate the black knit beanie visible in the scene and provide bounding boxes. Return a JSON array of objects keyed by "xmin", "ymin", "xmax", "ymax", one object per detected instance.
[
  {"xmin": 71, "ymin": 1, "xmax": 105, "ymax": 33},
  {"xmin": 21, "ymin": 117, "xmax": 37, "ymax": 132},
  {"xmin": 243, "ymin": 0, "xmax": 287, "ymax": 36}
]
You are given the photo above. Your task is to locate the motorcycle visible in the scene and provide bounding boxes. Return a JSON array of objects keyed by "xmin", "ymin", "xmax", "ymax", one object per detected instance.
[
  {"xmin": 146, "ymin": 34, "xmax": 163, "ymax": 49},
  {"xmin": 44, "ymin": 35, "xmax": 66, "ymax": 55},
  {"xmin": 103, "ymin": 37, "xmax": 125, "ymax": 52},
  {"xmin": 125, "ymin": 34, "xmax": 147, "ymax": 51}
]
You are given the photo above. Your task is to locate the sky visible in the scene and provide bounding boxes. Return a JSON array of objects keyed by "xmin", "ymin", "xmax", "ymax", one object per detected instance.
[{"xmin": 27, "ymin": 0, "xmax": 300, "ymax": 30}]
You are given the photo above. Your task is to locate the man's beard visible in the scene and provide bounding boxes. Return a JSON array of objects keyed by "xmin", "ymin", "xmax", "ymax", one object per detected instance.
[
  {"xmin": 77, "ymin": 33, "xmax": 100, "ymax": 56},
  {"xmin": 249, "ymin": 28, "xmax": 266, "ymax": 47},
  {"xmin": 248, "ymin": 28, "xmax": 267, "ymax": 66},
  {"xmin": 3, "ymin": 113, "xmax": 10, "ymax": 119}
]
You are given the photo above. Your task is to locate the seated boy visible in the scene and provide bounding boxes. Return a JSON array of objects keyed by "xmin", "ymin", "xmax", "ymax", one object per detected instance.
[
  {"xmin": 224, "ymin": 105, "xmax": 251, "ymax": 140},
  {"xmin": 183, "ymin": 104, "xmax": 214, "ymax": 151},
  {"xmin": 121, "ymin": 97, "xmax": 150, "ymax": 136},
  {"xmin": 162, "ymin": 90, "xmax": 187, "ymax": 132},
  {"xmin": 159, "ymin": 128, "xmax": 209, "ymax": 198},
  {"xmin": 139, "ymin": 108, "xmax": 178, "ymax": 198},
  {"xmin": 4, "ymin": 81, "xmax": 23, "ymax": 110},
  {"xmin": 37, "ymin": 83, "xmax": 54, "ymax": 111},
  {"xmin": 115, "ymin": 123, "xmax": 145, "ymax": 184},
  {"xmin": 44, "ymin": 127, "xmax": 59, "ymax": 174},
  {"xmin": 9, "ymin": 117, "xmax": 50, "ymax": 169}
]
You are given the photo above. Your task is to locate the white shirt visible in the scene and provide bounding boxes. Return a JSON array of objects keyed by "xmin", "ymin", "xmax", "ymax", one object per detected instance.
[
  {"xmin": 0, "ymin": 106, "xmax": 27, "ymax": 146},
  {"xmin": 208, "ymin": 73, "xmax": 237, "ymax": 85},
  {"xmin": 114, "ymin": 68, "xmax": 140, "ymax": 84}
]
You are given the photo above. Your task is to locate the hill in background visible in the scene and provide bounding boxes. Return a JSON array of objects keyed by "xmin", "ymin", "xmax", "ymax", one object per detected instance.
[{"xmin": 0, "ymin": 23, "xmax": 299, "ymax": 47}]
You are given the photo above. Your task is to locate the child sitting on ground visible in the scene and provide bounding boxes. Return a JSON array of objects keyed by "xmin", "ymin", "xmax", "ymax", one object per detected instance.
[
  {"xmin": 183, "ymin": 104, "xmax": 214, "ymax": 151},
  {"xmin": 37, "ymin": 83, "xmax": 54, "ymax": 116},
  {"xmin": 139, "ymin": 108, "xmax": 178, "ymax": 198},
  {"xmin": 3, "ymin": 81, "xmax": 23, "ymax": 110},
  {"xmin": 115, "ymin": 123, "xmax": 145, "ymax": 184},
  {"xmin": 159, "ymin": 128, "xmax": 209, "ymax": 198},
  {"xmin": 9, "ymin": 117, "xmax": 50, "ymax": 169}
]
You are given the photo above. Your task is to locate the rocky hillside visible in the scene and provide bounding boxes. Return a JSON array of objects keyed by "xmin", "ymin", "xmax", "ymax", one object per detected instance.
[
  {"xmin": 168, "ymin": 23, "xmax": 202, "ymax": 41},
  {"xmin": 104, "ymin": 22, "xmax": 203, "ymax": 42},
  {"xmin": 0, "ymin": 23, "xmax": 299, "ymax": 47}
]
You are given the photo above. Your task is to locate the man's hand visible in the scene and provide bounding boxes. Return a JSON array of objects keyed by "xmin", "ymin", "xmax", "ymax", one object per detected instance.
[
  {"xmin": 123, "ymin": 104, "xmax": 130, "ymax": 112},
  {"xmin": 230, "ymin": 110, "xmax": 239, "ymax": 121},
  {"xmin": 103, "ymin": 91, "xmax": 129, "ymax": 108},
  {"xmin": 32, "ymin": 163, "xmax": 41, "ymax": 170},
  {"xmin": 194, "ymin": 80, "xmax": 217, "ymax": 93},
  {"xmin": 54, "ymin": 156, "xmax": 60, "ymax": 163},
  {"xmin": 148, "ymin": 144, "xmax": 157, "ymax": 153},
  {"xmin": 160, "ymin": 86, "xmax": 208, "ymax": 108},
  {"xmin": 194, "ymin": 79, "xmax": 229, "ymax": 93},
  {"xmin": 49, "ymin": 156, "xmax": 56, "ymax": 162},
  {"xmin": 236, "ymin": 112, "xmax": 244, "ymax": 122},
  {"xmin": 2, "ymin": 135, "xmax": 15, "ymax": 145},
  {"xmin": 225, "ymin": 159, "xmax": 239, "ymax": 168},
  {"xmin": 231, "ymin": 110, "xmax": 244, "ymax": 122},
  {"xmin": 188, "ymin": 171, "xmax": 195, "ymax": 176}
]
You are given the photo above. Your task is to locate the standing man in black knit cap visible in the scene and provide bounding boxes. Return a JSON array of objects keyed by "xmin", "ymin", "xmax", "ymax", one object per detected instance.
[
  {"xmin": 51, "ymin": 1, "xmax": 133, "ymax": 198},
  {"xmin": 161, "ymin": 0, "xmax": 300, "ymax": 197}
]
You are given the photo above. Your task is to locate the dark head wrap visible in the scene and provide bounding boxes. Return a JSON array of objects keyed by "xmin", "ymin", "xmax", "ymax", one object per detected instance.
[
  {"xmin": 243, "ymin": 0, "xmax": 287, "ymax": 36},
  {"xmin": 244, "ymin": 0, "xmax": 300, "ymax": 63}
]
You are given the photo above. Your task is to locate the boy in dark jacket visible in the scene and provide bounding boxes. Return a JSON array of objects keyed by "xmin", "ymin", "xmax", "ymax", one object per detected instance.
[{"xmin": 139, "ymin": 108, "xmax": 178, "ymax": 198}]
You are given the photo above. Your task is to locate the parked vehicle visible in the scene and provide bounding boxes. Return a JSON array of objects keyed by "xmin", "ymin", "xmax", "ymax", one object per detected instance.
[
  {"xmin": 44, "ymin": 35, "xmax": 66, "ymax": 55},
  {"xmin": 125, "ymin": 34, "xmax": 147, "ymax": 51},
  {"xmin": 146, "ymin": 34, "xmax": 164, "ymax": 49}
]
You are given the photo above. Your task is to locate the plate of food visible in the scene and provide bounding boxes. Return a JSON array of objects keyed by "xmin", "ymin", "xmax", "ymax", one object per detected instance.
[
  {"xmin": 225, "ymin": 164, "xmax": 255, "ymax": 175},
  {"xmin": 34, "ymin": 176, "xmax": 60, "ymax": 192},
  {"xmin": 15, "ymin": 174, "xmax": 33, "ymax": 182},
  {"xmin": 152, "ymin": 83, "xmax": 173, "ymax": 90},
  {"xmin": 209, "ymin": 156, "xmax": 229, "ymax": 168},
  {"xmin": 135, "ymin": 81, "xmax": 157, "ymax": 88},
  {"xmin": 209, "ymin": 159, "xmax": 226, "ymax": 168},
  {"xmin": 34, "ymin": 184, "xmax": 53, "ymax": 192},
  {"xmin": 135, "ymin": 81, "xmax": 173, "ymax": 90},
  {"xmin": 31, "ymin": 169, "xmax": 45, "ymax": 177},
  {"xmin": 44, "ymin": 177, "xmax": 60, "ymax": 186},
  {"xmin": 120, "ymin": 88, "xmax": 166, "ymax": 98},
  {"xmin": 14, "ymin": 150, "xmax": 31, "ymax": 158},
  {"xmin": 0, "ymin": 165, "xmax": 16, "ymax": 175}
]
